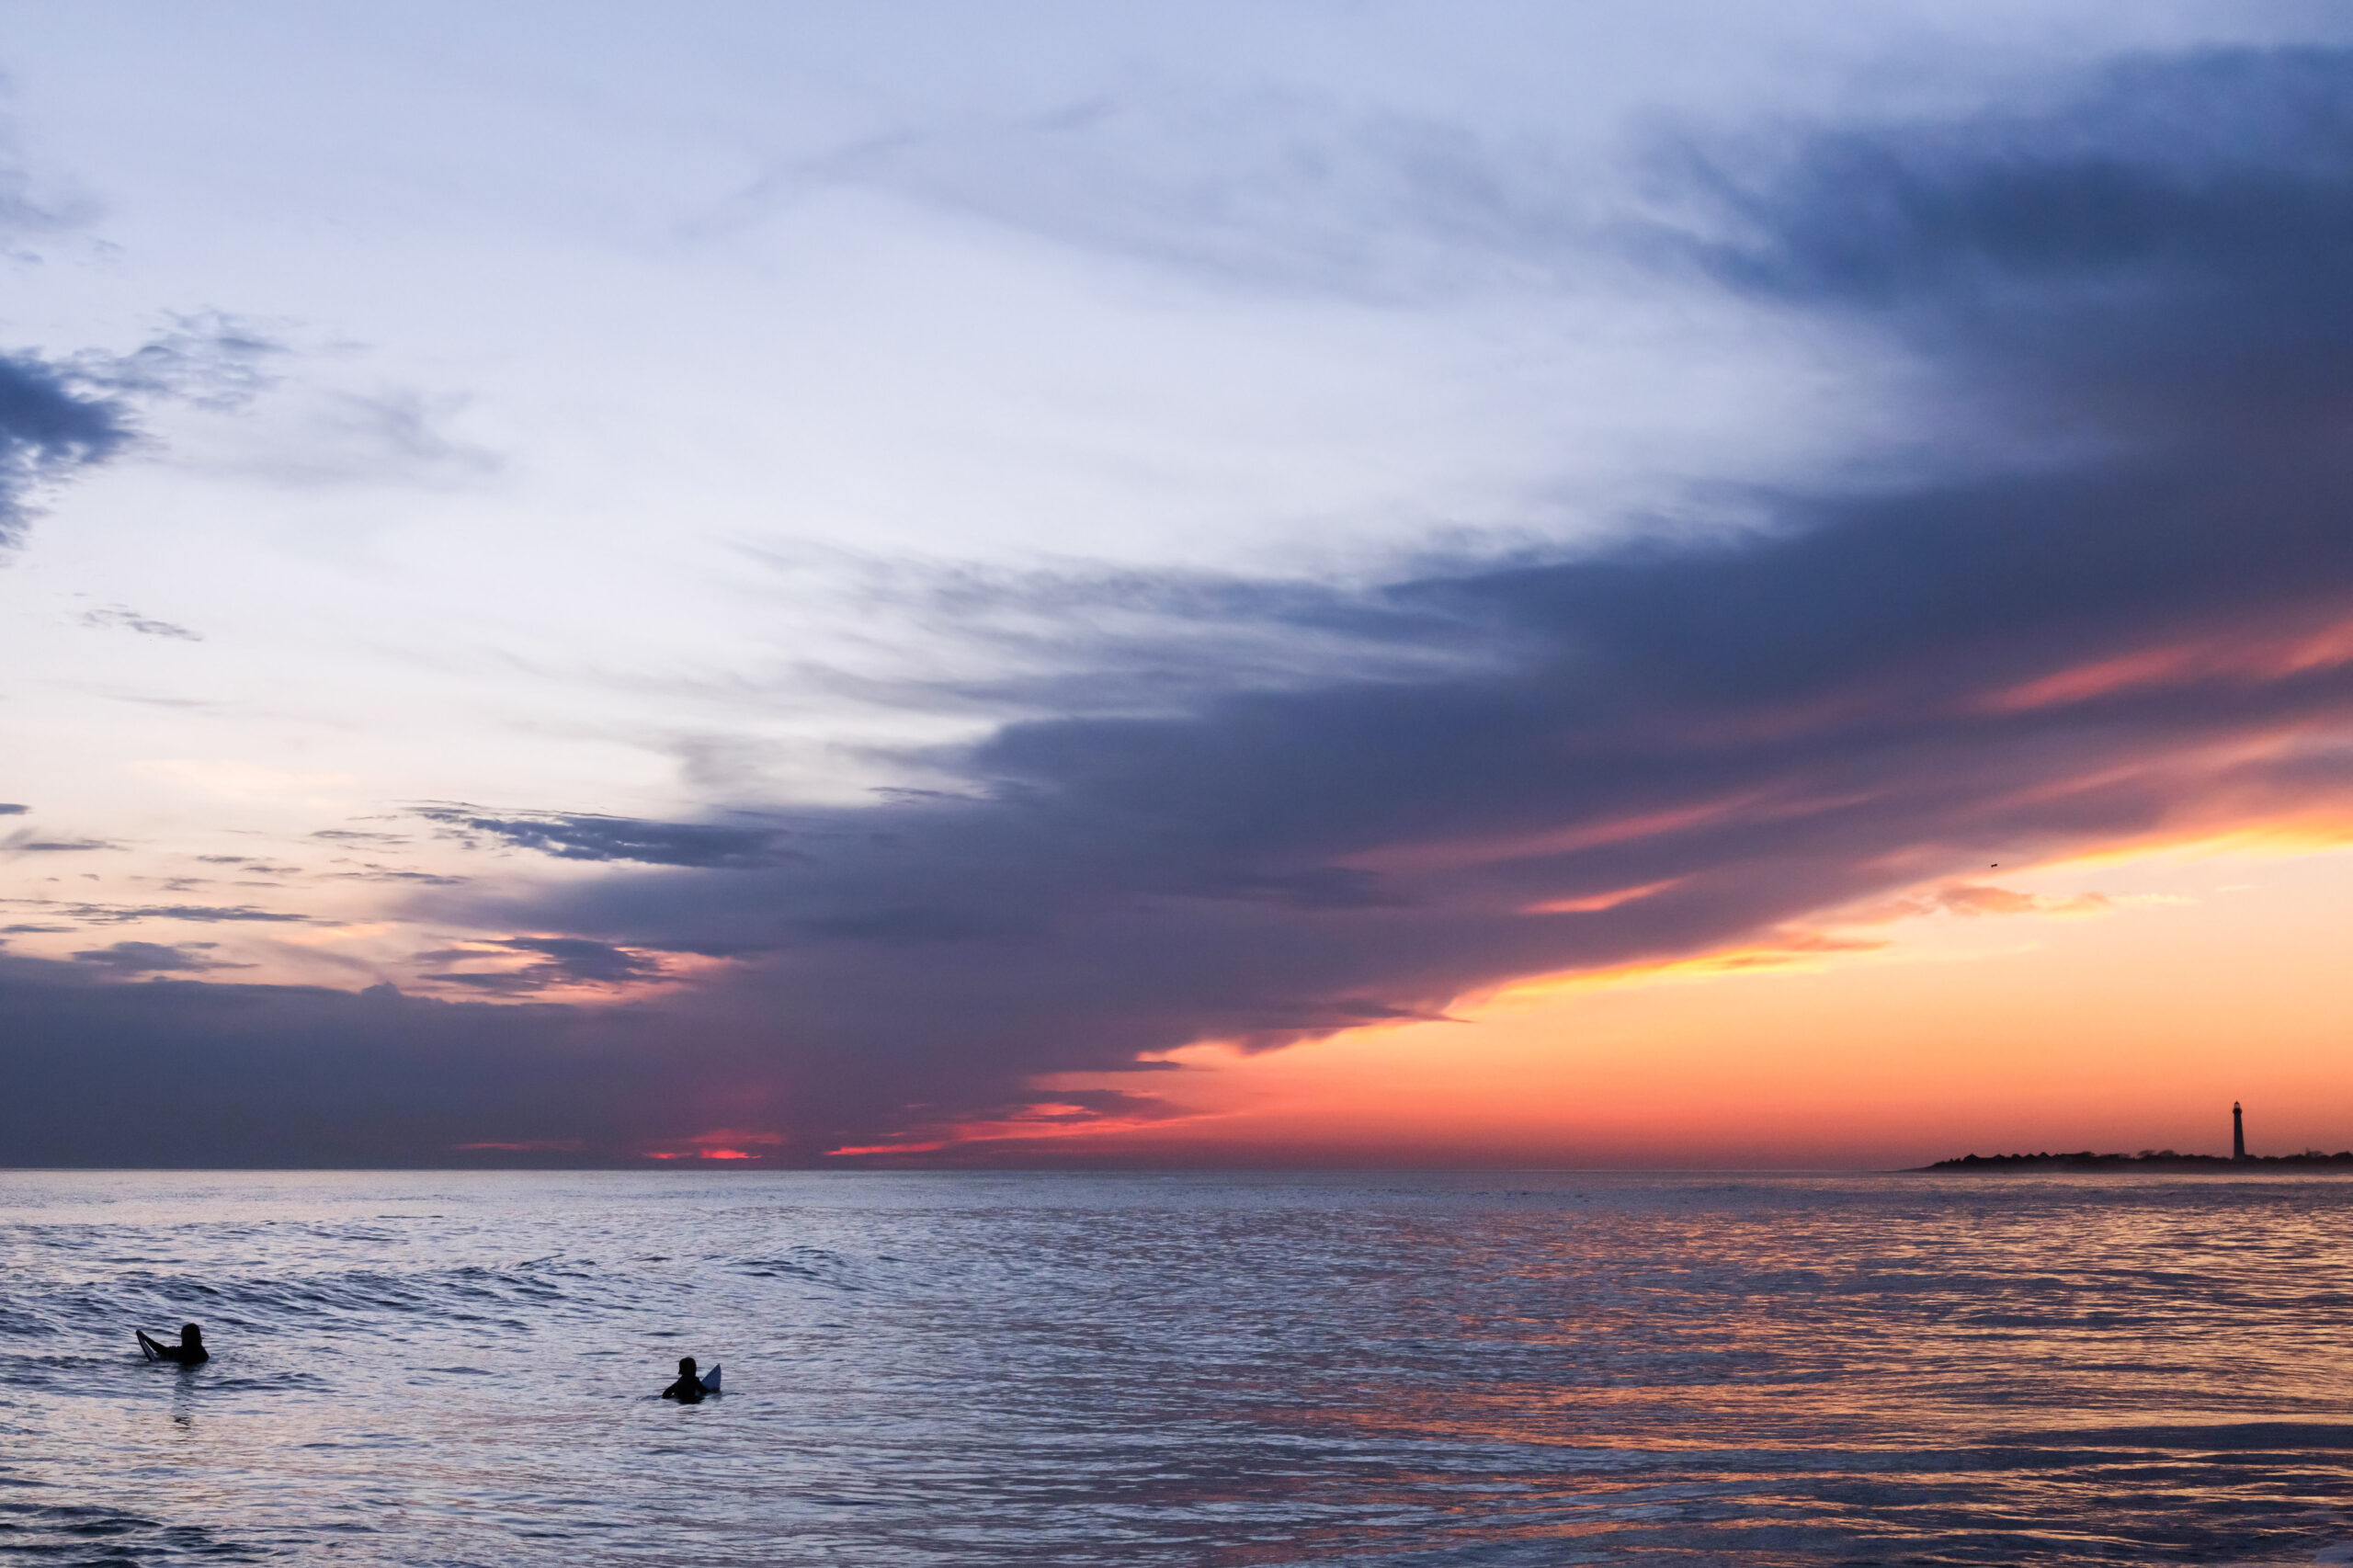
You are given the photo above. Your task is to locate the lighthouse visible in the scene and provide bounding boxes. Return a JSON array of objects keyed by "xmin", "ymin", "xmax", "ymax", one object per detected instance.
[{"xmin": 2234, "ymin": 1101, "xmax": 2246, "ymax": 1161}]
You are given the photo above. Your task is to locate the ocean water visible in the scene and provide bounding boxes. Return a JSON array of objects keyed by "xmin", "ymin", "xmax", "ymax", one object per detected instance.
[{"xmin": 6, "ymin": 1172, "xmax": 2353, "ymax": 1567}]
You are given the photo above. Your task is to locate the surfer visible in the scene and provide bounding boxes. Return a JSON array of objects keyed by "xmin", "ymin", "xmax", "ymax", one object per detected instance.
[
  {"xmin": 661, "ymin": 1356, "xmax": 706, "ymax": 1403},
  {"xmin": 136, "ymin": 1324, "xmax": 208, "ymax": 1364}
]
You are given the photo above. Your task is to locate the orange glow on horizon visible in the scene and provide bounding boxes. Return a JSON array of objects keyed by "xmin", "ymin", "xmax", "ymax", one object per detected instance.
[
  {"xmin": 893, "ymin": 837, "xmax": 2353, "ymax": 1167},
  {"xmin": 642, "ymin": 1127, "xmax": 783, "ymax": 1162},
  {"xmin": 824, "ymin": 1100, "xmax": 1219, "ymax": 1160}
]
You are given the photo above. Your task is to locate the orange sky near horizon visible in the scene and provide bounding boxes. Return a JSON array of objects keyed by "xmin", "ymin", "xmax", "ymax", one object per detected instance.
[{"xmin": 858, "ymin": 835, "xmax": 2353, "ymax": 1169}]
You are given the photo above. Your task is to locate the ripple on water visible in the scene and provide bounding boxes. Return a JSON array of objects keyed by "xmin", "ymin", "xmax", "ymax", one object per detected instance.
[{"xmin": 6, "ymin": 1172, "xmax": 2353, "ymax": 1565}]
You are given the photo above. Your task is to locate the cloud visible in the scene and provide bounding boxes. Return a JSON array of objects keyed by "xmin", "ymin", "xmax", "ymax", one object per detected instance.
[
  {"xmin": 2, "ymin": 832, "xmax": 123, "ymax": 855},
  {"xmin": 328, "ymin": 868, "xmax": 470, "ymax": 887},
  {"xmin": 18, "ymin": 902, "xmax": 313, "ymax": 925},
  {"xmin": 0, "ymin": 314, "xmax": 289, "ymax": 551},
  {"xmin": 0, "ymin": 956, "xmax": 707, "ymax": 1166},
  {"xmin": 73, "ymin": 311, "xmax": 284, "ymax": 412},
  {"xmin": 70, "ymin": 940, "xmax": 250, "ymax": 974},
  {"xmin": 727, "ymin": 546, "xmax": 1512, "ymax": 723},
  {"xmin": 416, "ymin": 936, "xmax": 665, "ymax": 994},
  {"xmin": 0, "ymin": 139, "xmax": 93, "ymax": 247},
  {"xmin": 415, "ymin": 46, "xmax": 2353, "ymax": 1150},
  {"xmin": 0, "ymin": 804, "xmax": 27, "ymax": 815},
  {"xmin": 14, "ymin": 46, "xmax": 2353, "ymax": 1165},
  {"xmin": 765, "ymin": 85, "xmax": 1603, "ymax": 303},
  {"xmin": 0, "ymin": 349, "xmax": 136, "ymax": 549},
  {"xmin": 1671, "ymin": 46, "xmax": 2353, "ymax": 465},
  {"xmin": 1929, "ymin": 884, "xmax": 2112, "ymax": 919},
  {"xmin": 217, "ymin": 384, "xmax": 501, "ymax": 491},
  {"xmin": 412, "ymin": 805, "xmax": 789, "ymax": 869},
  {"xmin": 80, "ymin": 605, "xmax": 202, "ymax": 641},
  {"xmin": 1846, "ymin": 882, "xmax": 2117, "ymax": 924}
]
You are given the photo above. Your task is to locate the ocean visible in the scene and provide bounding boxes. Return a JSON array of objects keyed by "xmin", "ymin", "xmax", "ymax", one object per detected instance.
[{"xmin": 5, "ymin": 1169, "xmax": 2351, "ymax": 1566}]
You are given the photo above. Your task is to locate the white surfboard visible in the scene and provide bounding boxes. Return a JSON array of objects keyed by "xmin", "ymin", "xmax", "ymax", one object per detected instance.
[{"xmin": 699, "ymin": 1364, "xmax": 721, "ymax": 1394}]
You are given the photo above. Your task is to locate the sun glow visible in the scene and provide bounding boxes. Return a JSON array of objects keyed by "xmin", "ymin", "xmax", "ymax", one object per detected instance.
[{"xmin": 919, "ymin": 839, "xmax": 2353, "ymax": 1166}]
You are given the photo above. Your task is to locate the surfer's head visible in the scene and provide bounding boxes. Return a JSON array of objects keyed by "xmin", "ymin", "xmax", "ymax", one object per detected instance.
[
  {"xmin": 678, "ymin": 1357, "xmax": 696, "ymax": 1375},
  {"xmin": 181, "ymin": 1324, "xmax": 202, "ymax": 1345}
]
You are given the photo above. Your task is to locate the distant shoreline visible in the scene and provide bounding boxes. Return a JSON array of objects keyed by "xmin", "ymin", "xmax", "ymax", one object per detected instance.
[{"xmin": 1915, "ymin": 1151, "xmax": 2353, "ymax": 1173}]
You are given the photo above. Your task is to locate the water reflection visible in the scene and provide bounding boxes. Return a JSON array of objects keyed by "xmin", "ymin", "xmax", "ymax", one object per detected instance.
[{"xmin": 2, "ymin": 1172, "xmax": 2351, "ymax": 1564}]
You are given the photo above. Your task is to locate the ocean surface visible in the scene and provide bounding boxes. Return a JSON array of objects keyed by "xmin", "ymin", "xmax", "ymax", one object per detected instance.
[{"xmin": 6, "ymin": 1171, "xmax": 2353, "ymax": 1567}]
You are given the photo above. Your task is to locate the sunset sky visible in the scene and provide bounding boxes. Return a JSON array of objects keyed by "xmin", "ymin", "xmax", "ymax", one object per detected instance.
[{"xmin": 6, "ymin": 1, "xmax": 2353, "ymax": 1167}]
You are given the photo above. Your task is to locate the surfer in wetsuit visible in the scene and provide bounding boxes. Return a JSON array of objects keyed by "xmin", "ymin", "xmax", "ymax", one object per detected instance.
[
  {"xmin": 137, "ymin": 1324, "xmax": 208, "ymax": 1364},
  {"xmin": 661, "ymin": 1356, "xmax": 705, "ymax": 1403}
]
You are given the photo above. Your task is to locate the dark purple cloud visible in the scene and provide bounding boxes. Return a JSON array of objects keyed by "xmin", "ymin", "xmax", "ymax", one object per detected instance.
[
  {"xmin": 417, "ymin": 936, "xmax": 666, "ymax": 994},
  {"xmin": 0, "ymin": 350, "xmax": 134, "ymax": 548},
  {"xmin": 25, "ymin": 902, "xmax": 314, "ymax": 926},
  {"xmin": 0, "ymin": 951, "xmax": 725, "ymax": 1167},
  {"xmin": 412, "ymin": 805, "xmax": 788, "ymax": 869},
  {"xmin": 0, "ymin": 309, "xmax": 282, "ymax": 551},
  {"xmin": 69, "ymin": 940, "xmax": 248, "ymax": 974},
  {"xmin": 11, "ymin": 46, "xmax": 2353, "ymax": 1165}
]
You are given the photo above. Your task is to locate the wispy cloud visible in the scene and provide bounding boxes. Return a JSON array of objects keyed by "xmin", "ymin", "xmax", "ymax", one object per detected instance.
[
  {"xmin": 756, "ymin": 85, "xmax": 1605, "ymax": 303},
  {"xmin": 413, "ymin": 805, "xmax": 790, "ymax": 869},
  {"xmin": 3, "ymin": 831, "xmax": 123, "ymax": 856},
  {"xmin": 72, "ymin": 311, "xmax": 285, "ymax": 411},
  {"xmin": 80, "ymin": 605, "xmax": 203, "ymax": 641},
  {"xmin": 9, "ymin": 901, "xmax": 313, "ymax": 926}
]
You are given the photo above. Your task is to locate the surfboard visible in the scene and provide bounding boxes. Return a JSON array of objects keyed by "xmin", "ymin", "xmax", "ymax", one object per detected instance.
[{"xmin": 699, "ymin": 1364, "xmax": 721, "ymax": 1394}]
